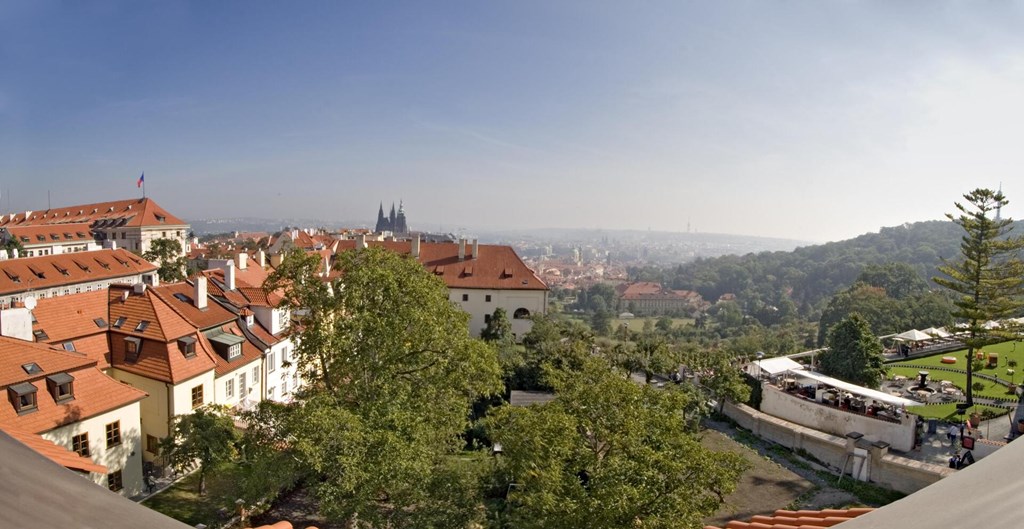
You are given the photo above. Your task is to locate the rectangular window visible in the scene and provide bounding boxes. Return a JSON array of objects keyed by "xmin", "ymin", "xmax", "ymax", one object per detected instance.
[
  {"xmin": 484, "ymin": 314, "xmax": 492, "ymax": 324},
  {"xmin": 281, "ymin": 380, "xmax": 288, "ymax": 396},
  {"xmin": 268, "ymin": 387, "xmax": 275, "ymax": 400},
  {"xmin": 225, "ymin": 378, "xmax": 234, "ymax": 398},
  {"xmin": 72, "ymin": 433, "xmax": 89, "ymax": 457},
  {"xmin": 252, "ymin": 366, "xmax": 259, "ymax": 382},
  {"xmin": 146, "ymin": 435, "xmax": 160, "ymax": 454},
  {"xmin": 108, "ymin": 470, "xmax": 123, "ymax": 492},
  {"xmin": 267, "ymin": 352, "xmax": 276, "ymax": 373},
  {"xmin": 486, "ymin": 294, "xmax": 492, "ymax": 302},
  {"xmin": 191, "ymin": 385, "xmax": 203, "ymax": 409},
  {"xmin": 239, "ymin": 373, "xmax": 247, "ymax": 396},
  {"xmin": 462, "ymin": 294, "xmax": 469, "ymax": 302},
  {"xmin": 106, "ymin": 421, "xmax": 121, "ymax": 448}
]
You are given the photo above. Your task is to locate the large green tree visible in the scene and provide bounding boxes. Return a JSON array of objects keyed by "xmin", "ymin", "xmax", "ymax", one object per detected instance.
[
  {"xmin": 261, "ymin": 247, "xmax": 503, "ymax": 527},
  {"xmin": 143, "ymin": 237, "xmax": 188, "ymax": 282},
  {"xmin": 934, "ymin": 189, "xmax": 1024, "ymax": 406},
  {"xmin": 485, "ymin": 358, "xmax": 748, "ymax": 529},
  {"xmin": 820, "ymin": 315, "xmax": 886, "ymax": 387},
  {"xmin": 160, "ymin": 405, "xmax": 239, "ymax": 495}
]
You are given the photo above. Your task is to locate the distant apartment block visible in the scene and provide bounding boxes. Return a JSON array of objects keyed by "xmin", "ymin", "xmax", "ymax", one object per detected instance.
[{"xmin": 0, "ymin": 249, "xmax": 159, "ymax": 309}]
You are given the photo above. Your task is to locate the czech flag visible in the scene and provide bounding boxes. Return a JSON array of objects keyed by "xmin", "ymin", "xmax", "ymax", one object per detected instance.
[{"xmin": 137, "ymin": 172, "xmax": 145, "ymax": 188}]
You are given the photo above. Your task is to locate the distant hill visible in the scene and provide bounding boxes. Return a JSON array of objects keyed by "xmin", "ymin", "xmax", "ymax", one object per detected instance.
[{"xmin": 668, "ymin": 219, "xmax": 1024, "ymax": 316}]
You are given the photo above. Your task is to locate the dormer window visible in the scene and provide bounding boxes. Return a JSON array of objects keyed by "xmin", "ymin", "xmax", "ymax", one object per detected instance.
[
  {"xmin": 46, "ymin": 372, "xmax": 75, "ymax": 402},
  {"xmin": 178, "ymin": 336, "xmax": 197, "ymax": 358},
  {"xmin": 207, "ymin": 330, "xmax": 245, "ymax": 362},
  {"xmin": 8, "ymin": 382, "xmax": 38, "ymax": 414},
  {"xmin": 124, "ymin": 337, "xmax": 141, "ymax": 362}
]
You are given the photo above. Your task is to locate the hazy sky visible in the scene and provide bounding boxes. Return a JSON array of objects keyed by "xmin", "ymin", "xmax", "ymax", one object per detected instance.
[{"xmin": 3, "ymin": 2, "xmax": 1024, "ymax": 242}]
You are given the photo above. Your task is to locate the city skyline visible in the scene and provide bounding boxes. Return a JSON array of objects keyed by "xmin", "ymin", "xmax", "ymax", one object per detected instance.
[{"xmin": 3, "ymin": 2, "xmax": 1024, "ymax": 243}]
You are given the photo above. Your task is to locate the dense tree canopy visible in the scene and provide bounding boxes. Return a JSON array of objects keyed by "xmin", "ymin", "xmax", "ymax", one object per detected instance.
[
  {"xmin": 160, "ymin": 405, "xmax": 238, "ymax": 495},
  {"xmin": 820, "ymin": 315, "xmax": 886, "ymax": 387},
  {"xmin": 486, "ymin": 358, "xmax": 748, "ymax": 529},
  {"xmin": 934, "ymin": 189, "xmax": 1024, "ymax": 406},
  {"xmin": 259, "ymin": 247, "xmax": 503, "ymax": 527},
  {"xmin": 143, "ymin": 237, "xmax": 188, "ymax": 282}
]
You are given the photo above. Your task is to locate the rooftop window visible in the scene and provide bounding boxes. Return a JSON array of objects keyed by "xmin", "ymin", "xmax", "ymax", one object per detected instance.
[
  {"xmin": 173, "ymin": 293, "xmax": 191, "ymax": 303},
  {"xmin": 46, "ymin": 372, "xmax": 74, "ymax": 402},
  {"xmin": 62, "ymin": 341, "xmax": 76, "ymax": 352},
  {"xmin": 124, "ymin": 337, "xmax": 141, "ymax": 362},
  {"xmin": 8, "ymin": 382, "xmax": 38, "ymax": 414},
  {"xmin": 33, "ymin": 329, "xmax": 49, "ymax": 341},
  {"xmin": 134, "ymin": 320, "xmax": 150, "ymax": 332},
  {"xmin": 93, "ymin": 318, "xmax": 107, "ymax": 328},
  {"xmin": 22, "ymin": 362, "xmax": 42, "ymax": 375},
  {"xmin": 178, "ymin": 336, "xmax": 197, "ymax": 358},
  {"xmin": 112, "ymin": 316, "xmax": 126, "ymax": 329}
]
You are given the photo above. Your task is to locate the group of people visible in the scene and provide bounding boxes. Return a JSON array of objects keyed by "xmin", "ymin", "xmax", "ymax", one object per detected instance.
[{"xmin": 946, "ymin": 422, "xmax": 976, "ymax": 470}]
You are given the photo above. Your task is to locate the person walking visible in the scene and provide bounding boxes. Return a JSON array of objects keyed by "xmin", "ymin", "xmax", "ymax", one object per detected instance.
[{"xmin": 947, "ymin": 422, "xmax": 961, "ymax": 446}]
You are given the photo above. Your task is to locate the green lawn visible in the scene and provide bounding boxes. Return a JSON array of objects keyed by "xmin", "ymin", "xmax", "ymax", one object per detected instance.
[
  {"xmin": 887, "ymin": 366, "xmax": 1015, "ymax": 401},
  {"xmin": 143, "ymin": 463, "xmax": 245, "ymax": 527},
  {"xmin": 905, "ymin": 403, "xmax": 1010, "ymax": 421}
]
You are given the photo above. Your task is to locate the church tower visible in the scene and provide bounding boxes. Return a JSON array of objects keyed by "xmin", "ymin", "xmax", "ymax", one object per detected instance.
[
  {"xmin": 375, "ymin": 202, "xmax": 389, "ymax": 233},
  {"xmin": 395, "ymin": 201, "xmax": 408, "ymax": 234}
]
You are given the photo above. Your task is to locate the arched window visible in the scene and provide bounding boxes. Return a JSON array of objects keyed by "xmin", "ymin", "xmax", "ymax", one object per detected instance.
[{"xmin": 513, "ymin": 308, "xmax": 530, "ymax": 319}]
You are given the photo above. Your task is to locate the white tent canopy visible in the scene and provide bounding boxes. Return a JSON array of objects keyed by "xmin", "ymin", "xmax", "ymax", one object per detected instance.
[
  {"xmin": 746, "ymin": 357, "xmax": 804, "ymax": 377},
  {"xmin": 894, "ymin": 329, "xmax": 933, "ymax": 342},
  {"xmin": 921, "ymin": 327, "xmax": 951, "ymax": 338},
  {"xmin": 785, "ymin": 369, "xmax": 919, "ymax": 407}
]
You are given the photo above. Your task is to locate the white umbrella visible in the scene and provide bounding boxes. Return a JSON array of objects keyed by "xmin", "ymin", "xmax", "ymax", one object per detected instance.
[
  {"xmin": 896, "ymin": 329, "xmax": 933, "ymax": 342},
  {"xmin": 922, "ymin": 327, "xmax": 951, "ymax": 338}
]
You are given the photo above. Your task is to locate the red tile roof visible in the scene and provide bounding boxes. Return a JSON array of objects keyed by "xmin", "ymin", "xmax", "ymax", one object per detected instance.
[
  {"xmin": 332, "ymin": 241, "xmax": 547, "ymax": 291},
  {"xmin": 1, "ymin": 424, "xmax": 108, "ymax": 473},
  {"xmin": 0, "ymin": 198, "xmax": 187, "ymax": 228},
  {"xmin": 149, "ymin": 282, "xmax": 236, "ymax": 330},
  {"xmin": 0, "ymin": 248, "xmax": 157, "ymax": 296},
  {"xmin": 0, "ymin": 338, "xmax": 147, "ymax": 433},
  {"xmin": 617, "ymin": 281, "xmax": 703, "ymax": 301},
  {"xmin": 31, "ymin": 290, "xmax": 112, "ymax": 367},
  {"xmin": 1, "ymin": 223, "xmax": 94, "ymax": 245},
  {"xmin": 107, "ymin": 285, "xmax": 218, "ymax": 383},
  {"xmin": 704, "ymin": 508, "xmax": 875, "ymax": 529}
]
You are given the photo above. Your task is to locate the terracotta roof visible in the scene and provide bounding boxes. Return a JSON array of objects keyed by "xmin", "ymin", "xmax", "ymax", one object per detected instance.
[
  {"xmin": 208, "ymin": 323, "xmax": 264, "ymax": 377},
  {"xmin": 107, "ymin": 285, "xmax": 218, "ymax": 383},
  {"xmin": 704, "ymin": 508, "xmax": 875, "ymax": 529},
  {"xmin": 0, "ymin": 248, "xmax": 157, "ymax": 297},
  {"xmin": 0, "ymin": 424, "xmax": 108, "ymax": 473},
  {"xmin": 617, "ymin": 281, "xmax": 703, "ymax": 301},
  {"xmin": 0, "ymin": 197, "xmax": 187, "ymax": 228},
  {"xmin": 31, "ymin": 289, "xmax": 109, "ymax": 342},
  {"xmin": 0, "ymin": 338, "xmax": 147, "ymax": 433},
  {"xmin": 253, "ymin": 522, "xmax": 320, "ymax": 529},
  {"xmin": 1, "ymin": 223, "xmax": 94, "ymax": 245},
  {"xmin": 149, "ymin": 282, "xmax": 236, "ymax": 330},
  {"xmin": 332, "ymin": 241, "xmax": 547, "ymax": 291}
]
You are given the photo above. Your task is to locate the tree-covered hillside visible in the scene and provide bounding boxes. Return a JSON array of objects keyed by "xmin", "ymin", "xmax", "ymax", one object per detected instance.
[{"xmin": 662, "ymin": 220, "xmax": 1024, "ymax": 320}]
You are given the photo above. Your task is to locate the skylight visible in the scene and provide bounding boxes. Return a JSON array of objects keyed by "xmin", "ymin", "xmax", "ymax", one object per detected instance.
[
  {"xmin": 22, "ymin": 362, "xmax": 42, "ymax": 375},
  {"xmin": 93, "ymin": 318, "xmax": 108, "ymax": 328},
  {"xmin": 135, "ymin": 320, "xmax": 150, "ymax": 332},
  {"xmin": 33, "ymin": 329, "xmax": 49, "ymax": 341},
  {"xmin": 173, "ymin": 293, "xmax": 191, "ymax": 303},
  {"xmin": 112, "ymin": 316, "xmax": 126, "ymax": 329}
]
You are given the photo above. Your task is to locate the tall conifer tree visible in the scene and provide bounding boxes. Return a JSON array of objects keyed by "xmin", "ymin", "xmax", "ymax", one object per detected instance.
[{"xmin": 934, "ymin": 189, "xmax": 1024, "ymax": 406}]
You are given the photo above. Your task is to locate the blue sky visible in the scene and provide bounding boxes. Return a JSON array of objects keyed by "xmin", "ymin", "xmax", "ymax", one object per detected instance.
[{"xmin": 3, "ymin": 2, "xmax": 1024, "ymax": 242}]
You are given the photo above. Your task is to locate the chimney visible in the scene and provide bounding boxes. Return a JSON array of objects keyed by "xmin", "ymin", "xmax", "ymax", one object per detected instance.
[
  {"xmin": 356, "ymin": 234, "xmax": 367, "ymax": 250},
  {"xmin": 411, "ymin": 234, "xmax": 421, "ymax": 258},
  {"xmin": 458, "ymin": 239, "xmax": 466, "ymax": 261},
  {"xmin": 0, "ymin": 249, "xmax": 7, "ymax": 260},
  {"xmin": 195, "ymin": 276, "xmax": 208, "ymax": 310},
  {"xmin": 120, "ymin": 291, "xmax": 129, "ymax": 303},
  {"xmin": 237, "ymin": 252, "xmax": 248, "ymax": 270},
  {"xmin": 255, "ymin": 250, "xmax": 266, "ymax": 268},
  {"xmin": 224, "ymin": 260, "xmax": 236, "ymax": 291},
  {"xmin": 11, "ymin": 248, "xmax": 18, "ymax": 259},
  {"xmin": 0, "ymin": 307, "xmax": 34, "ymax": 341},
  {"xmin": 133, "ymin": 283, "xmax": 147, "ymax": 295},
  {"xmin": 472, "ymin": 239, "xmax": 479, "ymax": 260},
  {"xmin": 104, "ymin": 240, "xmax": 117, "ymax": 250},
  {"xmin": 269, "ymin": 253, "xmax": 283, "ymax": 268}
]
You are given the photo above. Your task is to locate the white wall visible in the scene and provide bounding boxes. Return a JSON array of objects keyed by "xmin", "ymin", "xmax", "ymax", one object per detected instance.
[
  {"xmin": 214, "ymin": 359, "xmax": 261, "ymax": 409},
  {"xmin": 0, "ymin": 272, "xmax": 149, "ymax": 309},
  {"xmin": 42, "ymin": 402, "xmax": 145, "ymax": 497},
  {"xmin": 264, "ymin": 338, "xmax": 301, "ymax": 402},
  {"xmin": 760, "ymin": 386, "xmax": 917, "ymax": 452},
  {"xmin": 449, "ymin": 288, "xmax": 547, "ymax": 338}
]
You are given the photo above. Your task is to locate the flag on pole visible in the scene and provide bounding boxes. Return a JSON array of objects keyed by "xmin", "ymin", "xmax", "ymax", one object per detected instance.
[{"xmin": 137, "ymin": 172, "xmax": 145, "ymax": 188}]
